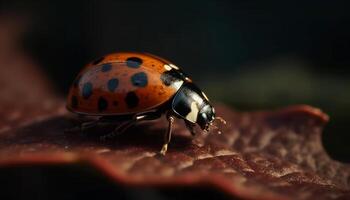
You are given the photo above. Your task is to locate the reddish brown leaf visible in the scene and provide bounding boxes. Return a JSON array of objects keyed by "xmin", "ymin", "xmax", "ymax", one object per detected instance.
[{"xmin": 1, "ymin": 100, "xmax": 350, "ymax": 199}]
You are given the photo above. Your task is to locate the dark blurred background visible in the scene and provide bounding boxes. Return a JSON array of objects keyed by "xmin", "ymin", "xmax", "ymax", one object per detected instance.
[{"xmin": 1, "ymin": 0, "xmax": 349, "ymax": 163}]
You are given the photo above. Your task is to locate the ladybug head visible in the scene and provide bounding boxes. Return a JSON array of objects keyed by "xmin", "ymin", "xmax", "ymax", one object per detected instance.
[
  {"xmin": 197, "ymin": 104, "xmax": 227, "ymax": 133},
  {"xmin": 197, "ymin": 104, "xmax": 215, "ymax": 131},
  {"xmin": 172, "ymin": 82, "xmax": 223, "ymax": 132}
]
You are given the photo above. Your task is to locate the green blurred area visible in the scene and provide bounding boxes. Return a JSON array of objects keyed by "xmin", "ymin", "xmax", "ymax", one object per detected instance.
[{"xmin": 202, "ymin": 57, "xmax": 350, "ymax": 162}]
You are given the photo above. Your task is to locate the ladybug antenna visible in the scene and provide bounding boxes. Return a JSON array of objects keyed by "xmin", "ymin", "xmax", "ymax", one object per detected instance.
[
  {"xmin": 214, "ymin": 116, "xmax": 227, "ymax": 125},
  {"xmin": 209, "ymin": 123, "xmax": 218, "ymax": 130},
  {"xmin": 205, "ymin": 116, "xmax": 226, "ymax": 134},
  {"xmin": 213, "ymin": 116, "xmax": 227, "ymax": 134}
]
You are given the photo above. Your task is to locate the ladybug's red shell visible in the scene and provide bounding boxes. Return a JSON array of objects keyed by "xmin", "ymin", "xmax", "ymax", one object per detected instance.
[{"xmin": 67, "ymin": 52, "xmax": 187, "ymax": 115}]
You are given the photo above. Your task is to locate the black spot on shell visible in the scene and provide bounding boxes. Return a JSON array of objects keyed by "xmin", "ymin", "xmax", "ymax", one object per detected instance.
[
  {"xmin": 82, "ymin": 82, "xmax": 93, "ymax": 99},
  {"xmin": 126, "ymin": 57, "xmax": 143, "ymax": 68},
  {"xmin": 131, "ymin": 72, "xmax": 148, "ymax": 87},
  {"xmin": 107, "ymin": 78, "xmax": 119, "ymax": 92},
  {"xmin": 92, "ymin": 57, "xmax": 104, "ymax": 65},
  {"xmin": 125, "ymin": 92, "xmax": 139, "ymax": 108},
  {"xmin": 71, "ymin": 96, "xmax": 78, "ymax": 108},
  {"xmin": 98, "ymin": 97, "xmax": 108, "ymax": 112},
  {"xmin": 101, "ymin": 63, "xmax": 112, "ymax": 72}
]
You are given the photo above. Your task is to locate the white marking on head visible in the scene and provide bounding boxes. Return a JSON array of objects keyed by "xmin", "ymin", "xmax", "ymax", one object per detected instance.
[
  {"xmin": 163, "ymin": 64, "xmax": 172, "ymax": 71},
  {"xmin": 191, "ymin": 93, "xmax": 203, "ymax": 105},
  {"xmin": 186, "ymin": 102, "xmax": 199, "ymax": 122},
  {"xmin": 169, "ymin": 64, "xmax": 179, "ymax": 70}
]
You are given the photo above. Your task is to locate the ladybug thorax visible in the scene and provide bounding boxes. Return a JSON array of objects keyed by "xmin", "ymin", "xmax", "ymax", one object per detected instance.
[{"xmin": 171, "ymin": 82, "xmax": 215, "ymax": 130}]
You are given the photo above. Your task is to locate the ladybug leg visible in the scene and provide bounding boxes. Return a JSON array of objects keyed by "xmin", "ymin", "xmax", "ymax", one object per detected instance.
[
  {"xmin": 65, "ymin": 118, "xmax": 102, "ymax": 133},
  {"xmin": 184, "ymin": 120, "xmax": 196, "ymax": 136},
  {"xmin": 100, "ymin": 112, "xmax": 161, "ymax": 141},
  {"xmin": 160, "ymin": 113, "xmax": 175, "ymax": 155},
  {"xmin": 81, "ymin": 120, "xmax": 101, "ymax": 130},
  {"xmin": 100, "ymin": 120, "xmax": 136, "ymax": 140}
]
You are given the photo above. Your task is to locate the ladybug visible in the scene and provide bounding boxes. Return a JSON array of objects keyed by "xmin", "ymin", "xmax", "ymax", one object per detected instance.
[{"xmin": 67, "ymin": 52, "xmax": 224, "ymax": 155}]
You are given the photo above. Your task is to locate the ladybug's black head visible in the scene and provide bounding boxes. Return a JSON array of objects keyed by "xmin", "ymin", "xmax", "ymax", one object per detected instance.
[
  {"xmin": 197, "ymin": 104, "xmax": 215, "ymax": 131},
  {"xmin": 171, "ymin": 82, "xmax": 216, "ymax": 131}
]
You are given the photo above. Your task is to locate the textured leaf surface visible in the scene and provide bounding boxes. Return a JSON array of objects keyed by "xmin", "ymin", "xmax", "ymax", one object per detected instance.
[{"xmin": 1, "ymin": 103, "xmax": 350, "ymax": 199}]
